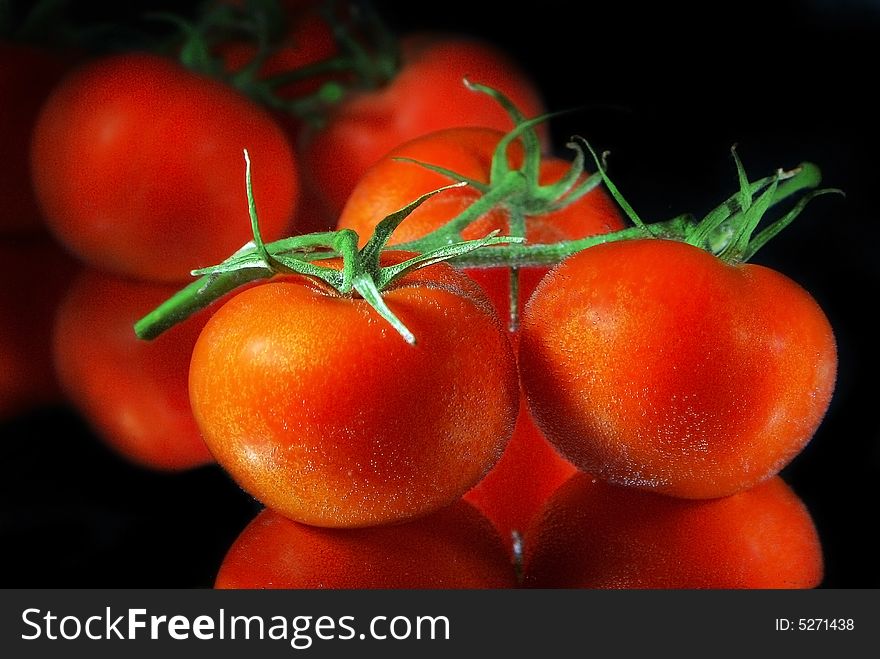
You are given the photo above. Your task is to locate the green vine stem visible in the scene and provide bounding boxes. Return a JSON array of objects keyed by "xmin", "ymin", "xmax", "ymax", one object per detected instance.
[
  {"xmin": 135, "ymin": 84, "xmax": 841, "ymax": 344},
  {"xmin": 134, "ymin": 151, "xmax": 517, "ymax": 344}
]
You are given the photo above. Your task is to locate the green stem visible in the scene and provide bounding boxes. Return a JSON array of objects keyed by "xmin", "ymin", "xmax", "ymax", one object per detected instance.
[
  {"xmin": 450, "ymin": 216, "xmax": 691, "ymax": 269},
  {"xmin": 134, "ymin": 267, "xmax": 270, "ymax": 340}
]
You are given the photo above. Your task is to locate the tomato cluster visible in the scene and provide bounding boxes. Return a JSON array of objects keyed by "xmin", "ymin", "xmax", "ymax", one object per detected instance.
[{"xmin": 2, "ymin": 0, "xmax": 838, "ymax": 589}]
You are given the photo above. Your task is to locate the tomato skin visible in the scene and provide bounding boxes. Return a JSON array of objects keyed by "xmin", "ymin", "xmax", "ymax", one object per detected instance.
[
  {"xmin": 53, "ymin": 269, "xmax": 214, "ymax": 471},
  {"xmin": 338, "ymin": 126, "xmax": 625, "ymax": 319},
  {"xmin": 302, "ymin": 35, "xmax": 546, "ymax": 219},
  {"xmin": 462, "ymin": 400, "xmax": 577, "ymax": 550},
  {"xmin": 519, "ymin": 239, "xmax": 837, "ymax": 499},
  {"xmin": 189, "ymin": 257, "xmax": 519, "ymax": 527},
  {"xmin": 30, "ymin": 52, "xmax": 299, "ymax": 283},
  {"xmin": 215, "ymin": 500, "xmax": 516, "ymax": 588},
  {"xmin": 522, "ymin": 473, "xmax": 823, "ymax": 589},
  {"xmin": 0, "ymin": 43, "xmax": 74, "ymax": 234},
  {"xmin": 0, "ymin": 239, "xmax": 76, "ymax": 418}
]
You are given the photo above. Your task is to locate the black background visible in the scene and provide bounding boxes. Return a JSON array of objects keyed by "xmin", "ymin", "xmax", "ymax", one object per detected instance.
[{"xmin": 2, "ymin": 0, "xmax": 878, "ymax": 588}]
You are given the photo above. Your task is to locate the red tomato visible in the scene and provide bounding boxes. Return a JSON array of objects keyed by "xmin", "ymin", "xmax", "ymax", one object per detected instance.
[
  {"xmin": 188, "ymin": 256, "xmax": 519, "ymax": 527},
  {"xmin": 53, "ymin": 269, "xmax": 214, "ymax": 471},
  {"xmin": 0, "ymin": 43, "xmax": 74, "ymax": 234},
  {"xmin": 337, "ymin": 126, "xmax": 625, "ymax": 320},
  {"xmin": 463, "ymin": 400, "xmax": 577, "ymax": 550},
  {"xmin": 30, "ymin": 52, "xmax": 299, "ymax": 283},
  {"xmin": 215, "ymin": 500, "xmax": 517, "ymax": 588},
  {"xmin": 523, "ymin": 473, "xmax": 823, "ymax": 589},
  {"xmin": 519, "ymin": 239, "xmax": 837, "ymax": 499},
  {"xmin": 302, "ymin": 35, "xmax": 546, "ymax": 220},
  {"xmin": 218, "ymin": 2, "xmax": 339, "ymax": 101},
  {"xmin": 0, "ymin": 238, "xmax": 76, "ymax": 419}
]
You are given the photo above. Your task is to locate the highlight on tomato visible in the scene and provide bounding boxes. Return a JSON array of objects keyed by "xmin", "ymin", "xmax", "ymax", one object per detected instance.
[
  {"xmin": 215, "ymin": 500, "xmax": 517, "ymax": 589},
  {"xmin": 518, "ymin": 151, "xmax": 839, "ymax": 500},
  {"xmin": 30, "ymin": 51, "xmax": 299, "ymax": 283},
  {"xmin": 522, "ymin": 473, "xmax": 824, "ymax": 589},
  {"xmin": 53, "ymin": 269, "xmax": 215, "ymax": 471}
]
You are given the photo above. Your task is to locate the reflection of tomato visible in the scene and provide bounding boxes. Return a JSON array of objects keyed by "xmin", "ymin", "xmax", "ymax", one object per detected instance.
[
  {"xmin": 0, "ymin": 43, "xmax": 72, "ymax": 234},
  {"xmin": 519, "ymin": 239, "xmax": 837, "ymax": 499},
  {"xmin": 523, "ymin": 473, "xmax": 824, "ymax": 589},
  {"xmin": 463, "ymin": 400, "xmax": 576, "ymax": 550},
  {"xmin": 0, "ymin": 239, "xmax": 76, "ymax": 419},
  {"xmin": 303, "ymin": 36, "xmax": 546, "ymax": 219},
  {"xmin": 218, "ymin": 2, "xmax": 338, "ymax": 101},
  {"xmin": 215, "ymin": 501, "xmax": 516, "ymax": 588},
  {"xmin": 31, "ymin": 52, "xmax": 299, "ymax": 282},
  {"xmin": 53, "ymin": 270, "xmax": 214, "ymax": 471},
  {"xmin": 189, "ymin": 256, "xmax": 519, "ymax": 527}
]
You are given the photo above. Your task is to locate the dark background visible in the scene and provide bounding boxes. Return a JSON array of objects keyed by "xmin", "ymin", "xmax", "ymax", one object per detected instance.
[{"xmin": 2, "ymin": 0, "xmax": 878, "ymax": 587}]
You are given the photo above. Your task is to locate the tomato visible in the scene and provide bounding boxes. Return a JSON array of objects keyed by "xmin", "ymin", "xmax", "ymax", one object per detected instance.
[
  {"xmin": 337, "ymin": 126, "xmax": 624, "ymax": 320},
  {"xmin": 302, "ymin": 35, "xmax": 546, "ymax": 220},
  {"xmin": 0, "ymin": 238, "xmax": 76, "ymax": 419},
  {"xmin": 53, "ymin": 269, "xmax": 214, "ymax": 471},
  {"xmin": 522, "ymin": 473, "xmax": 823, "ymax": 589},
  {"xmin": 0, "ymin": 43, "xmax": 74, "ymax": 234},
  {"xmin": 462, "ymin": 400, "xmax": 577, "ymax": 550},
  {"xmin": 218, "ymin": 1, "xmax": 339, "ymax": 101},
  {"xmin": 337, "ymin": 126, "xmax": 622, "ymax": 540},
  {"xmin": 215, "ymin": 500, "xmax": 516, "ymax": 588},
  {"xmin": 188, "ymin": 256, "xmax": 519, "ymax": 527},
  {"xmin": 30, "ymin": 52, "xmax": 299, "ymax": 283},
  {"xmin": 518, "ymin": 238, "xmax": 837, "ymax": 499}
]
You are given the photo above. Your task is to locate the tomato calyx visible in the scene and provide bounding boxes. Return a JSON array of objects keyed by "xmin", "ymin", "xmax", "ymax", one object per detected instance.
[
  {"xmin": 678, "ymin": 149, "xmax": 842, "ymax": 263},
  {"xmin": 134, "ymin": 150, "xmax": 517, "ymax": 344}
]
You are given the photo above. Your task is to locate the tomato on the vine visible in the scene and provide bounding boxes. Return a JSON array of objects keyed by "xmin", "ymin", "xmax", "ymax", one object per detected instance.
[
  {"xmin": 338, "ymin": 126, "xmax": 624, "ymax": 322},
  {"xmin": 53, "ymin": 270, "xmax": 215, "ymax": 471},
  {"xmin": 188, "ymin": 255, "xmax": 519, "ymax": 528},
  {"xmin": 215, "ymin": 501, "xmax": 517, "ymax": 588},
  {"xmin": 518, "ymin": 238, "xmax": 837, "ymax": 499},
  {"xmin": 302, "ymin": 35, "xmax": 546, "ymax": 220},
  {"xmin": 337, "ymin": 125, "xmax": 622, "ymax": 541},
  {"xmin": 30, "ymin": 52, "xmax": 299, "ymax": 283},
  {"xmin": 523, "ymin": 473, "xmax": 823, "ymax": 589}
]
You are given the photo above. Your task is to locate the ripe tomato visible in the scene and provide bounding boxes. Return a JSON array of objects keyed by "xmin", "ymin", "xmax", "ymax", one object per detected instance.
[
  {"xmin": 0, "ymin": 238, "xmax": 76, "ymax": 419},
  {"xmin": 53, "ymin": 269, "xmax": 214, "ymax": 471},
  {"xmin": 462, "ymin": 400, "xmax": 576, "ymax": 550},
  {"xmin": 218, "ymin": 1, "xmax": 339, "ymax": 102},
  {"xmin": 0, "ymin": 43, "xmax": 74, "ymax": 234},
  {"xmin": 519, "ymin": 238, "xmax": 837, "ymax": 499},
  {"xmin": 188, "ymin": 256, "xmax": 519, "ymax": 527},
  {"xmin": 522, "ymin": 473, "xmax": 823, "ymax": 589},
  {"xmin": 30, "ymin": 52, "xmax": 299, "ymax": 283},
  {"xmin": 215, "ymin": 500, "xmax": 517, "ymax": 588},
  {"xmin": 302, "ymin": 35, "xmax": 546, "ymax": 220},
  {"xmin": 337, "ymin": 126, "xmax": 624, "ymax": 320}
]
